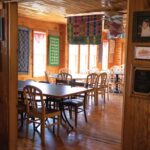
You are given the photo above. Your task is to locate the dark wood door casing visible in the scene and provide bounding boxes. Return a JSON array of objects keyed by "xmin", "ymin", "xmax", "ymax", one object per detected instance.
[{"xmin": 0, "ymin": 2, "xmax": 18, "ymax": 150}]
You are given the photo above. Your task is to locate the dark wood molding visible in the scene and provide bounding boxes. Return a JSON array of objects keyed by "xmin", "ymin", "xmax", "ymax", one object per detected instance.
[{"xmin": 0, "ymin": 2, "xmax": 18, "ymax": 150}]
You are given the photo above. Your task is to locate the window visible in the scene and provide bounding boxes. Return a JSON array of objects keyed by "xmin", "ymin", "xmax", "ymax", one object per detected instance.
[
  {"xmin": 89, "ymin": 45, "xmax": 97, "ymax": 69},
  {"xmin": 102, "ymin": 41, "xmax": 109, "ymax": 70},
  {"xmin": 69, "ymin": 44, "xmax": 98, "ymax": 74},
  {"xmin": 80, "ymin": 45, "xmax": 88, "ymax": 73},
  {"xmin": 68, "ymin": 45, "xmax": 79, "ymax": 73},
  {"xmin": 33, "ymin": 31, "xmax": 46, "ymax": 77}
]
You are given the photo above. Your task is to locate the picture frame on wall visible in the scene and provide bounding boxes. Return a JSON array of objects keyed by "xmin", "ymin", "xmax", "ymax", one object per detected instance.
[
  {"xmin": 0, "ymin": 17, "xmax": 4, "ymax": 41},
  {"xmin": 132, "ymin": 11, "xmax": 150, "ymax": 42},
  {"xmin": 134, "ymin": 46, "xmax": 150, "ymax": 60},
  {"xmin": 132, "ymin": 66, "xmax": 150, "ymax": 96}
]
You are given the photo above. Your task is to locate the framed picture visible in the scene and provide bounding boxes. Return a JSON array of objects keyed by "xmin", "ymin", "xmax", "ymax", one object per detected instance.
[
  {"xmin": 132, "ymin": 66, "xmax": 150, "ymax": 96},
  {"xmin": 132, "ymin": 11, "xmax": 150, "ymax": 42},
  {"xmin": 134, "ymin": 46, "xmax": 150, "ymax": 60},
  {"xmin": 0, "ymin": 17, "xmax": 4, "ymax": 41}
]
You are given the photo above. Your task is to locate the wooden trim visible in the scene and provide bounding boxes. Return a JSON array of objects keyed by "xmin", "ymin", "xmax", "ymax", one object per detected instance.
[
  {"xmin": 88, "ymin": 44, "xmax": 90, "ymax": 69},
  {"xmin": 78, "ymin": 45, "xmax": 80, "ymax": 73},
  {"xmin": 8, "ymin": 3, "xmax": 18, "ymax": 150}
]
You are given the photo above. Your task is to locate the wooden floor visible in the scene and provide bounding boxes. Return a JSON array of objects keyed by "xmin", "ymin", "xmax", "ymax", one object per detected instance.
[{"xmin": 17, "ymin": 93, "xmax": 123, "ymax": 150}]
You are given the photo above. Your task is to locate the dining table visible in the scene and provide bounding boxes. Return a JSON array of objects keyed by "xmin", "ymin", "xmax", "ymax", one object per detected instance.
[{"xmin": 18, "ymin": 80, "xmax": 93, "ymax": 130}]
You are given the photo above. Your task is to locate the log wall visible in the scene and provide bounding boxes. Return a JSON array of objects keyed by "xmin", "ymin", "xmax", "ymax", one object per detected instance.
[{"xmin": 18, "ymin": 17, "xmax": 67, "ymax": 81}]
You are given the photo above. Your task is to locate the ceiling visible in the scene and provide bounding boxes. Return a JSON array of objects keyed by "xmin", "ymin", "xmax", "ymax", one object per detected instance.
[{"xmin": 4, "ymin": 0, "xmax": 127, "ymax": 24}]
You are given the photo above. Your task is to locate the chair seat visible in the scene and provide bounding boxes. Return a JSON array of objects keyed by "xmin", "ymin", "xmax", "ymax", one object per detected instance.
[
  {"xmin": 62, "ymin": 98, "xmax": 87, "ymax": 127},
  {"xmin": 63, "ymin": 99, "xmax": 83, "ymax": 106}
]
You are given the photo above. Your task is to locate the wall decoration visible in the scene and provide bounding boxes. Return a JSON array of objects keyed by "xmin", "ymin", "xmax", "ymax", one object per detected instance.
[
  {"xmin": 134, "ymin": 46, "xmax": 150, "ymax": 60},
  {"xmin": 132, "ymin": 11, "xmax": 150, "ymax": 42},
  {"xmin": 67, "ymin": 15, "xmax": 102, "ymax": 44},
  {"xmin": 18, "ymin": 27, "xmax": 30, "ymax": 74},
  {"xmin": 132, "ymin": 66, "xmax": 150, "ymax": 95},
  {"xmin": 48, "ymin": 35, "xmax": 60, "ymax": 66},
  {"xmin": 0, "ymin": 17, "xmax": 4, "ymax": 41},
  {"xmin": 108, "ymin": 15, "xmax": 124, "ymax": 38}
]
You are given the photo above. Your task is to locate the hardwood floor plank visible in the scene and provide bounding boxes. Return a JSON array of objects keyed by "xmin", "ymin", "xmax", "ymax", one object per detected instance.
[{"xmin": 17, "ymin": 93, "xmax": 123, "ymax": 150}]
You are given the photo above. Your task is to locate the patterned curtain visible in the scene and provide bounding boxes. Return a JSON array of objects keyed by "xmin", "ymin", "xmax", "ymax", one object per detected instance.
[
  {"xmin": 67, "ymin": 15, "xmax": 102, "ymax": 44},
  {"xmin": 18, "ymin": 27, "xmax": 30, "ymax": 74}
]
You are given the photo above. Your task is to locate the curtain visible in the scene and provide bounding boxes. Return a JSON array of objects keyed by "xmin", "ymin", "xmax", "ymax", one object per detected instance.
[
  {"xmin": 18, "ymin": 27, "xmax": 30, "ymax": 74},
  {"xmin": 67, "ymin": 15, "xmax": 102, "ymax": 44}
]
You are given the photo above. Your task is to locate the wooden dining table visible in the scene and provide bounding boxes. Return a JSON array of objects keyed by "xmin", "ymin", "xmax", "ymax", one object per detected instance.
[{"xmin": 18, "ymin": 80, "xmax": 93, "ymax": 129}]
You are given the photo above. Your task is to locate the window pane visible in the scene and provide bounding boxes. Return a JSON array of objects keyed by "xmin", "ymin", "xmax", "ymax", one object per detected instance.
[
  {"xmin": 33, "ymin": 31, "xmax": 46, "ymax": 77},
  {"xmin": 80, "ymin": 45, "xmax": 88, "ymax": 73},
  {"xmin": 102, "ymin": 41, "xmax": 108, "ymax": 70},
  {"xmin": 89, "ymin": 45, "xmax": 97, "ymax": 69},
  {"xmin": 68, "ymin": 44, "xmax": 78, "ymax": 73}
]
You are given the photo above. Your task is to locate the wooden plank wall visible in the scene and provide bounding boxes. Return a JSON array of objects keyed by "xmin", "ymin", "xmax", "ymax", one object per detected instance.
[
  {"xmin": 108, "ymin": 38, "xmax": 125, "ymax": 68},
  {"xmin": 122, "ymin": 0, "xmax": 150, "ymax": 150},
  {"xmin": 18, "ymin": 17, "xmax": 67, "ymax": 81}
]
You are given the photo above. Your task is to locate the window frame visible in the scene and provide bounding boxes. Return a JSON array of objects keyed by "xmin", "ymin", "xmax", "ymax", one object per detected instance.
[
  {"xmin": 33, "ymin": 30, "xmax": 47, "ymax": 77},
  {"xmin": 68, "ymin": 44, "xmax": 99, "ymax": 74}
]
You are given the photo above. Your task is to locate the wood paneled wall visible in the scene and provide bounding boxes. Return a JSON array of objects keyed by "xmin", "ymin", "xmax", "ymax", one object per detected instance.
[
  {"xmin": 122, "ymin": 0, "xmax": 150, "ymax": 150},
  {"xmin": 108, "ymin": 38, "xmax": 125, "ymax": 68},
  {"xmin": 18, "ymin": 17, "xmax": 67, "ymax": 81}
]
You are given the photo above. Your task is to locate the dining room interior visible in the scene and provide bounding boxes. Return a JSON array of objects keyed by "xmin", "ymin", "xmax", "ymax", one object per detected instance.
[{"xmin": 0, "ymin": 0, "xmax": 150, "ymax": 150}]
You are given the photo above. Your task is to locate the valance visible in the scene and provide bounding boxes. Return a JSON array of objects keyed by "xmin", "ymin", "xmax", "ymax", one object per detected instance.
[{"xmin": 67, "ymin": 15, "xmax": 102, "ymax": 44}]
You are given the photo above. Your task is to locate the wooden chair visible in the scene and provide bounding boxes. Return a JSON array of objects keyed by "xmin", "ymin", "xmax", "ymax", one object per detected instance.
[
  {"xmin": 95, "ymin": 72, "xmax": 108, "ymax": 105},
  {"xmin": 83, "ymin": 73, "xmax": 98, "ymax": 105},
  {"xmin": 56, "ymin": 72, "xmax": 87, "ymax": 128},
  {"xmin": 23, "ymin": 85, "xmax": 61, "ymax": 145},
  {"xmin": 62, "ymin": 93, "xmax": 87, "ymax": 128},
  {"xmin": 45, "ymin": 71, "xmax": 50, "ymax": 83},
  {"xmin": 58, "ymin": 68, "xmax": 71, "ymax": 74},
  {"xmin": 56, "ymin": 72, "xmax": 72, "ymax": 85}
]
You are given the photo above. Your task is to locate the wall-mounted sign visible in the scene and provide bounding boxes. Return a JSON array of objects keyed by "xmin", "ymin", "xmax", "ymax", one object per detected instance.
[{"xmin": 48, "ymin": 35, "xmax": 60, "ymax": 66}]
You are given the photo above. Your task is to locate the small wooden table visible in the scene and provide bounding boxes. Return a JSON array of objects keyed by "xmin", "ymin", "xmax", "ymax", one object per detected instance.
[{"xmin": 18, "ymin": 80, "xmax": 93, "ymax": 129}]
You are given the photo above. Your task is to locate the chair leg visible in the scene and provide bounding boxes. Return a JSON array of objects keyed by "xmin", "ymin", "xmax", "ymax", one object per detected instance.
[
  {"xmin": 107, "ymin": 88, "xmax": 109, "ymax": 101},
  {"xmin": 68, "ymin": 106, "xmax": 72, "ymax": 119},
  {"xmin": 83, "ymin": 106, "xmax": 87, "ymax": 123},
  {"xmin": 20, "ymin": 113, "xmax": 24, "ymax": 127},
  {"xmin": 103, "ymin": 90, "xmax": 106, "ymax": 104},
  {"xmin": 41, "ymin": 119, "xmax": 45, "ymax": 145},
  {"xmin": 26, "ymin": 116, "xmax": 29, "ymax": 138},
  {"xmin": 32, "ymin": 117, "xmax": 35, "ymax": 130},
  {"xmin": 53, "ymin": 117, "xmax": 55, "ymax": 134},
  {"xmin": 57, "ymin": 115, "xmax": 60, "ymax": 135},
  {"xmin": 75, "ymin": 106, "xmax": 78, "ymax": 128}
]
